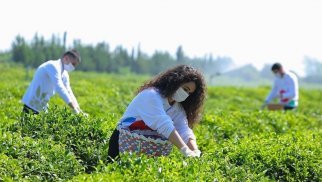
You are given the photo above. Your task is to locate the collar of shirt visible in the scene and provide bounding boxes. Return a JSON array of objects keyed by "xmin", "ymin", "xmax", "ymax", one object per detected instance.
[{"xmin": 162, "ymin": 97, "xmax": 180, "ymax": 113}]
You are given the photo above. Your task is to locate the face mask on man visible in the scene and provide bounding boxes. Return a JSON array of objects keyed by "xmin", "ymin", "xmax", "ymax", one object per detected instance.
[
  {"xmin": 173, "ymin": 87, "xmax": 189, "ymax": 102},
  {"xmin": 64, "ymin": 62, "xmax": 75, "ymax": 72},
  {"xmin": 275, "ymin": 73, "xmax": 282, "ymax": 78}
]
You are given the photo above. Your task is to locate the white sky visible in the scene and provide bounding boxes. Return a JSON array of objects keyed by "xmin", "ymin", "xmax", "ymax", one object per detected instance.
[{"xmin": 1, "ymin": 0, "xmax": 322, "ymax": 76}]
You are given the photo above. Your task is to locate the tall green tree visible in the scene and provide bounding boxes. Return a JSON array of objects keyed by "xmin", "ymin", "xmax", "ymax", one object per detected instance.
[
  {"xmin": 176, "ymin": 45, "xmax": 185, "ymax": 63},
  {"xmin": 7, "ymin": 33, "xmax": 235, "ymax": 76},
  {"xmin": 11, "ymin": 35, "xmax": 33, "ymax": 66}
]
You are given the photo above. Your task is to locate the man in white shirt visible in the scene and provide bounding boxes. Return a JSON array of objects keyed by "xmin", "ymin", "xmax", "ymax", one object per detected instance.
[
  {"xmin": 261, "ymin": 63, "xmax": 299, "ymax": 110},
  {"xmin": 22, "ymin": 49, "xmax": 83, "ymax": 115}
]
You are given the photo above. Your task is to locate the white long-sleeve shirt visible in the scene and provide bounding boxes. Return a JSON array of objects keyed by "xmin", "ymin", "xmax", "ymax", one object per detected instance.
[
  {"xmin": 265, "ymin": 71, "xmax": 299, "ymax": 107},
  {"xmin": 118, "ymin": 88, "xmax": 196, "ymax": 144},
  {"xmin": 22, "ymin": 59, "xmax": 80, "ymax": 112}
]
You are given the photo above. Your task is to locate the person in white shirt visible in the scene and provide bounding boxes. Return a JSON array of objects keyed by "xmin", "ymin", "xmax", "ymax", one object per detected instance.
[
  {"xmin": 22, "ymin": 49, "xmax": 83, "ymax": 115},
  {"xmin": 261, "ymin": 63, "xmax": 299, "ymax": 110},
  {"xmin": 108, "ymin": 65, "xmax": 206, "ymax": 160}
]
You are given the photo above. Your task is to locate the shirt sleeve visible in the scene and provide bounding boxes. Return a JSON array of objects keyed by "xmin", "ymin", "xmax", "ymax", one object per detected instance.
[
  {"xmin": 173, "ymin": 108, "xmax": 196, "ymax": 144},
  {"xmin": 282, "ymin": 75, "xmax": 297, "ymax": 99},
  {"xmin": 45, "ymin": 64, "xmax": 73, "ymax": 104},
  {"xmin": 62, "ymin": 72, "xmax": 80, "ymax": 109},
  {"xmin": 134, "ymin": 89, "xmax": 175, "ymax": 138},
  {"xmin": 265, "ymin": 79, "xmax": 279, "ymax": 103}
]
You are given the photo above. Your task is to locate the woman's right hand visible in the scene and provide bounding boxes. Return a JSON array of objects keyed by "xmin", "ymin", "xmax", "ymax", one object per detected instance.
[
  {"xmin": 180, "ymin": 146, "xmax": 199, "ymax": 157},
  {"xmin": 168, "ymin": 129, "xmax": 200, "ymax": 157}
]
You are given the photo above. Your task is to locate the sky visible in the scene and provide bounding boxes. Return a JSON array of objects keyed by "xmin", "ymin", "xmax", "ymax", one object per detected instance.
[{"xmin": 1, "ymin": 0, "xmax": 322, "ymax": 76}]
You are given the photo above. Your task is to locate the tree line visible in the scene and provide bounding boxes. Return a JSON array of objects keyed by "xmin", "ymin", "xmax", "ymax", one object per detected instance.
[
  {"xmin": 7, "ymin": 33, "xmax": 233, "ymax": 76},
  {"xmin": 2, "ymin": 33, "xmax": 321, "ymax": 84}
]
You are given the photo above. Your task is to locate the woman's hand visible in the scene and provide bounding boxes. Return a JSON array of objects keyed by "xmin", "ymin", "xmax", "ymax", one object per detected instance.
[
  {"xmin": 180, "ymin": 146, "xmax": 199, "ymax": 157},
  {"xmin": 168, "ymin": 130, "xmax": 201, "ymax": 157},
  {"xmin": 193, "ymin": 149, "xmax": 201, "ymax": 157}
]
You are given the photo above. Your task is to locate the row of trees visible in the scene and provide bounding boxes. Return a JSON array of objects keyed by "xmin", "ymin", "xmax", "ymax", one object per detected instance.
[
  {"xmin": 8, "ymin": 33, "xmax": 233, "ymax": 76},
  {"xmin": 3, "ymin": 33, "xmax": 321, "ymax": 84}
]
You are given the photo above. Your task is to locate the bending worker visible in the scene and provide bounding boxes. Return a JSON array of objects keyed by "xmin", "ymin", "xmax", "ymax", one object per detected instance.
[
  {"xmin": 261, "ymin": 62, "xmax": 299, "ymax": 110},
  {"xmin": 22, "ymin": 49, "xmax": 84, "ymax": 115}
]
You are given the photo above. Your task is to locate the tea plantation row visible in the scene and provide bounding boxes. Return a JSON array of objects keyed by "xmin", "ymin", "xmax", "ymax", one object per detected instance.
[{"xmin": 0, "ymin": 63, "xmax": 321, "ymax": 181}]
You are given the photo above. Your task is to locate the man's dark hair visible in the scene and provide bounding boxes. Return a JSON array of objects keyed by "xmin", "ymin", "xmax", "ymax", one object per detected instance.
[
  {"xmin": 271, "ymin": 63, "xmax": 282, "ymax": 71},
  {"xmin": 63, "ymin": 49, "xmax": 81, "ymax": 62}
]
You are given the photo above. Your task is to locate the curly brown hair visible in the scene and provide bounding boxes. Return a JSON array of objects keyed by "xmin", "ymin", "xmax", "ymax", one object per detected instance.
[{"xmin": 138, "ymin": 65, "xmax": 206, "ymax": 128}]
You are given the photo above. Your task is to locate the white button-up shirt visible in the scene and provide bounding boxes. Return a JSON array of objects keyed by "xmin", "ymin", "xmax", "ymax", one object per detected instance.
[{"xmin": 22, "ymin": 59, "xmax": 79, "ymax": 112}]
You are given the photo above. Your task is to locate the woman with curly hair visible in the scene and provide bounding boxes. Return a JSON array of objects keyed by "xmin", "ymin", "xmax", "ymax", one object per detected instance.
[{"xmin": 108, "ymin": 65, "xmax": 206, "ymax": 161}]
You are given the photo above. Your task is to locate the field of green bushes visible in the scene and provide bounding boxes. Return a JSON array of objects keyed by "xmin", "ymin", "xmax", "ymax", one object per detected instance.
[{"xmin": 0, "ymin": 63, "xmax": 321, "ymax": 181}]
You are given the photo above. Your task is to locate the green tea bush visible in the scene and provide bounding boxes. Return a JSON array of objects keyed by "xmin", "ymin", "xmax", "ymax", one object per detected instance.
[
  {"xmin": 70, "ymin": 131, "xmax": 322, "ymax": 182},
  {"xmin": 8, "ymin": 107, "xmax": 116, "ymax": 173},
  {"xmin": 0, "ymin": 153, "xmax": 23, "ymax": 181},
  {"xmin": 0, "ymin": 132, "xmax": 83, "ymax": 181},
  {"xmin": 199, "ymin": 111, "xmax": 322, "ymax": 145},
  {"xmin": 219, "ymin": 132, "xmax": 322, "ymax": 181},
  {"xmin": 0, "ymin": 63, "xmax": 321, "ymax": 181}
]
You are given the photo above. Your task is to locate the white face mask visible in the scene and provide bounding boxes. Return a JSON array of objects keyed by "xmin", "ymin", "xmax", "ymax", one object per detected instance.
[
  {"xmin": 64, "ymin": 62, "xmax": 75, "ymax": 72},
  {"xmin": 275, "ymin": 73, "xmax": 282, "ymax": 78},
  {"xmin": 172, "ymin": 87, "xmax": 189, "ymax": 102}
]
